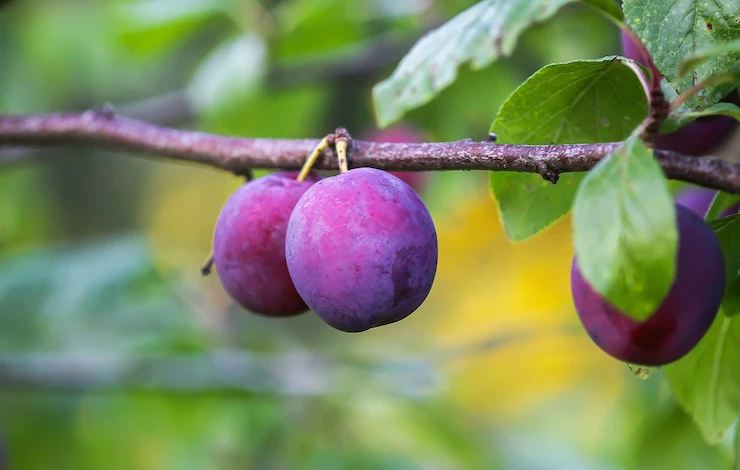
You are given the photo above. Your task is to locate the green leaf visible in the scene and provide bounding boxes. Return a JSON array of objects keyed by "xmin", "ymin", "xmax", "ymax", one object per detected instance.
[
  {"xmin": 625, "ymin": 405, "xmax": 731, "ymax": 469},
  {"xmin": 581, "ymin": 0, "xmax": 626, "ymax": 21},
  {"xmin": 710, "ymin": 214, "xmax": 740, "ymax": 317},
  {"xmin": 572, "ymin": 134, "xmax": 677, "ymax": 320},
  {"xmin": 663, "ymin": 102, "xmax": 740, "ymax": 134},
  {"xmin": 681, "ymin": 38, "xmax": 740, "ymax": 76},
  {"xmin": 706, "ymin": 193, "xmax": 740, "ymax": 222},
  {"xmin": 489, "ymin": 57, "xmax": 649, "ymax": 241},
  {"xmin": 665, "ymin": 314, "xmax": 740, "ymax": 444},
  {"xmin": 188, "ymin": 34, "xmax": 267, "ymax": 115},
  {"xmin": 623, "ymin": 0, "xmax": 740, "ymax": 109},
  {"xmin": 660, "ymin": 79, "xmax": 740, "ymax": 133},
  {"xmin": 372, "ymin": 0, "xmax": 624, "ymax": 127},
  {"xmin": 489, "ymin": 173, "xmax": 585, "ymax": 241},
  {"xmin": 116, "ymin": 0, "xmax": 230, "ymax": 55}
]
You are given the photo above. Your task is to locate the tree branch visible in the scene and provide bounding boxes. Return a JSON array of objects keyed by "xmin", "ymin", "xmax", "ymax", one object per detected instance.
[{"xmin": 1, "ymin": 111, "xmax": 739, "ymax": 193}]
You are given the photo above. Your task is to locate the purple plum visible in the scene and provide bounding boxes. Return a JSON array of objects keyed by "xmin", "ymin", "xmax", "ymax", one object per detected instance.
[
  {"xmin": 571, "ymin": 205, "xmax": 725, "ymax": 366},
  {"xmin": 213, "ymin": 171, "xmax": 321, "ymax": 316},
  {"xmin": 676, "ymin": 188, "xmax": 739, "ymax": 218},
  {"xmin": 654, "ymin": 117, "xmax": 738, "ymax": 157},
  {"xmin": 285, "ymin": 168, "xmax": 438, "ymax": 332}
]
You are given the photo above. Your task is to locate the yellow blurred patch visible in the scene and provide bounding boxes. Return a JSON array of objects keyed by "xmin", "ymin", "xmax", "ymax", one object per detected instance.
[
  {"xmin": 141, "ymin": 165, "xmax": 240, "ymax": 277},
  {"xmin": 427, "ymin": 190, "xmax": 625, "ymax": 424}
]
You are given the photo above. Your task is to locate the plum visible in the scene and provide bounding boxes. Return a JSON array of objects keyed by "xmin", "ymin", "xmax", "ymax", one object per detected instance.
[
  {"xmin": 362, "ymin": 125, "xmax": 428, "ymax": 194},
  {"xmin": 654, "ymin": 116, "xmax": 738, "ymax": 157},
  {"xmin": 620, "ymin": 31, "xmax": 738, "ymax": 156},
  {"xmin": 571, "ymin": 205, "xmax": 725, "ymax": 366},
  {"xmin": 213, "ymin": 171, "xmax": 321, "ymax": 316},
  {"xmin": 285, "ymin": 168, "xmax": 438, "ymax": 332},
  {"xmin": 676, "ymin": 188, "xmax": 739, "ymax": 218}
]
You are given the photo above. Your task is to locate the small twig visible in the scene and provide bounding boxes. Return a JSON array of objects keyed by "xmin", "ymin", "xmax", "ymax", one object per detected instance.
[
  {"xmin": 536, "ymin": 161, "xmax": 559, "ymax": 184},
  {"xmin": 640, "ymin": 86, "xmax": 670, "ymax": 145},
  {"xmin": 297, "ymin": 134, "xmax": 332, "ymax": 181}
]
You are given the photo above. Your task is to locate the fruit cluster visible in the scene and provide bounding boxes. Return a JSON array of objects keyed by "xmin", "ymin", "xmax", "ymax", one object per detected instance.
[
  {"xmin": 564, "ymin": 33, "xmax": 735, "ymax": 367},
  {"xmin": 210, "ymin": 34, "xmax": 735, "ymax": 363},
  {"xmin": 212, "ymin": 167, "xmax": 438, "ymax": 333}
]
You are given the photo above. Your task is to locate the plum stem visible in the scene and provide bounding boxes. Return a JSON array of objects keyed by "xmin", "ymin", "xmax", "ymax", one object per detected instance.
[
  {"xmin": 297, "ymin": 135, "xmax": 331, "ymax": 181},
  {"xmin": 201, "ymin": 253, "xmax": 215, "ymax": 277},
  {"xmin": 335, "ymin": 138, "xmax": 348, "ymax": 173}
]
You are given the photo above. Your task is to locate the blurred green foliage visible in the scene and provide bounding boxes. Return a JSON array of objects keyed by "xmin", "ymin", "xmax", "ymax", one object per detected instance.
[{"xmin": 0, "ymin": 0, "xmax": 735, "ymax": 468}]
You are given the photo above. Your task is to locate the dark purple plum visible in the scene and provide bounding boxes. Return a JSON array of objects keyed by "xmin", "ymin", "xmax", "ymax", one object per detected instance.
[
  {"xmin": 620, "ymin": 31, "xmax": 738, "ymax": 156},
  {"xmin": 285, "ymin": 168, "xmax": 438, "ymax": 332},
  {"xmin": 362, "ymin": 125, "xmax": 428, "ymax": 194},
  {"xmin": 676, "ymin": 188, "xmax": 739, "ymax": 218},
  {"xmin": 213, "ymin": 171, "xmax": 321, "ymax": 316},
  {"xmin": 654, "ymin": 117, "xmax": 738, "ymax": 157},
  {"xmin": 571, "ymin": 205, "xmax": 725, "ymax": 366}
]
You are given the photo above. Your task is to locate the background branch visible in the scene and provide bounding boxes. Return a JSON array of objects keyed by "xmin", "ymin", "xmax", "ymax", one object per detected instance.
[{"xmin": 1, "ymin": 111, "xmax": 739, "ymax": 193}]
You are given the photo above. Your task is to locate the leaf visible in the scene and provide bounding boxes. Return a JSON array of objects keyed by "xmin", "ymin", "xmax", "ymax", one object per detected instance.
[
  {"xmin": 121, "ymin": 0, "xmax": 227, "ymax": 29},
  {"xmin": 489, "ymin": 57, "xmax": 649, "ymax": 241},
  {"xmin": 681, "ymin": 38, "xmax": 740, "ymax": 76},
  {"xmin": 116, "ymin": 0, "xmax": 229, "ymax": 55},
  {"xmin": 623, "ymin": 0, "xmax": 740, "ymax": 109},
  {"xmin": 665, "ymin": 314, "xmax": 740, "ymax": 444},
  {"xmin": 625, "ymin": 405, "xmax": 731, "ymax": 469},
  {"xmin": 372, "ymin": 0, "xmax": 624, "ymax": 127},
  {"xmin": 706, "ymin": 193, "xmax": 740, "ymax": 223},
  {"xmin": 572, "ymin": 134, "xmax": 677, "ymax": 320},
  {"xmin": 660, "ymin": 79, "xmax": 740, "ymax": 133},
  {"xmin": 710, "ymin": 214, "xmax": 740, "ymax": 317},
  {"xmin": 581, "ymin": 0, "xmax": 626, "ymax": 21},
  {"xmin": 488, "ymin": 173, "xmax": 585, "ymax": 241},
  {"xmin": 662, "ymin": 102, "xmax": 740, "ymax": 134},
  {"xmin": 188, "ymin": 34, "xmax": 267, "ymax": 115}
]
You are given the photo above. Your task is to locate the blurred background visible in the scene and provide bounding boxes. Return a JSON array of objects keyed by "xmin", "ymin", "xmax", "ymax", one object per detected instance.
[{"xmin": 0, "ymin": 0, "xmax": 737, "ymax": 468}]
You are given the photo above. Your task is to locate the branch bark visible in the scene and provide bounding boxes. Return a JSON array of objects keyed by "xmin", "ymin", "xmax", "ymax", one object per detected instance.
[{"xmin": 1, "ymin": 111, "xmax": 739, "ymax": 193}]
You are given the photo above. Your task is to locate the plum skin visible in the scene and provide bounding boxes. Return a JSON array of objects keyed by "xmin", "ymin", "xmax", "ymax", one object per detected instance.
[
  {"xmin": 676, "ymin": 188, "xmax": 739, "ymax": 218},
  {"xmin": 213, "ymin": 171, "xmax": 321, "ymax": 316},
  {"xmin": 571, "ymin": 205, "xmax": 725, "ymax": 366},
  {"xmin": 285, "ymin": 168, "xmax": 438, "ymax": 332}
]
